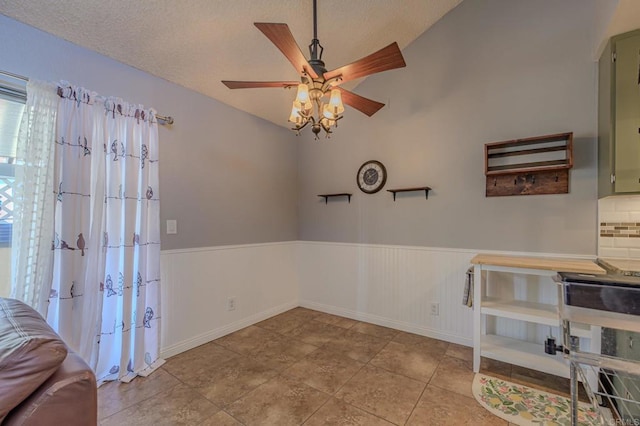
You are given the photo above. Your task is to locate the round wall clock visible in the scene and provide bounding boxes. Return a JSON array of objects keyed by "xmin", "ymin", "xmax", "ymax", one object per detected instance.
[{"xmin": 357, "ymin": 160, "xmax": 387, "ymax": 194}]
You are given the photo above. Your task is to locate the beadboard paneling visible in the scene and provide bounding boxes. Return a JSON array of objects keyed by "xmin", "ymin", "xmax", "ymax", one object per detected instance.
[
  {"xmin": 297, "ymin": 242, "xmax": 477, "ymax": 346},
  {"xmin": 160, "ymin": 241, "xmax": 594, "ymax": 358},
  {"xmin": 160, "ymin": 242, "xmax": 299, "ymax": 358}
]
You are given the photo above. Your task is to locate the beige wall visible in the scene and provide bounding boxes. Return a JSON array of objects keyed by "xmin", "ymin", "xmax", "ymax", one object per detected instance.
[
  {"xmin": 0, "ymin": 15, "xmax": 299, "ymax": 251},
  {"xmin": 297, "ymin": 0, "xmax": 601, "ymax": 255},
  {"xmin": 0, "ymin": 1, "xmax": 610, "ymax": 257}
]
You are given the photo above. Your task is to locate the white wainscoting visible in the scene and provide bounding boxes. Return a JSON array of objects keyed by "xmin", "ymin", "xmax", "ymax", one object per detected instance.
[
  {"xmin": 160, "ymin": 242, "xmax": 299, "ymax": 358},
  {"xmin": 160, "ymin": 240, "xmax": 594, "ymax": 359},
  {"xmin": 297, "ymin": 242, "xmax": 477, "ymax": 346}
]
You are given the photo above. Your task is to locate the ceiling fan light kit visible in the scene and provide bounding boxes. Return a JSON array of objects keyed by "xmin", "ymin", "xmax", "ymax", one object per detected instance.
[{"xmin": 221, "ymin": 0, "xmax": 406, "ymax": 139}]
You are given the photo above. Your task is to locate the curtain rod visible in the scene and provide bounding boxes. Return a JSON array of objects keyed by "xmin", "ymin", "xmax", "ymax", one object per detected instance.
[{"xmin": 0, "ymin": 69, "xmax": 174, "ymax": 125}]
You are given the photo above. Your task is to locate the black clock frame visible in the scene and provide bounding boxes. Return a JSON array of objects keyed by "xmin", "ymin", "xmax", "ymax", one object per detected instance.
[{"xmin": 357, "ymin": 160, "xmax": 387, "ymax": 194}]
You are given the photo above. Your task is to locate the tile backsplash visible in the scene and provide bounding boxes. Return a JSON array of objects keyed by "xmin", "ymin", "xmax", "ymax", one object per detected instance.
[
  {"xmin": 600, "ymin": 222, "xmax": 640, "ymax": 237},
  {"xmin": 599, "ymin": 195, "xmax": 640, "ymax": 259}
]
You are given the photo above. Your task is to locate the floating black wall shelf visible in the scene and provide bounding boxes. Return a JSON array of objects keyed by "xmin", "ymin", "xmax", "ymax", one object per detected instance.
[
  {"xmin": 386, "ymin": 187, "xmax": 431, "ymax": 201},
  {"xmin": 317, "ymin": 193, "xmax": 352, "ymax": 204}
]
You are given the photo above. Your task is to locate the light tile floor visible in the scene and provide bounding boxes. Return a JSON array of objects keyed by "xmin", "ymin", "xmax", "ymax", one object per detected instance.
[{"xmin": 98, "ymin": 307, "xmax": 577, "ymax": 425}]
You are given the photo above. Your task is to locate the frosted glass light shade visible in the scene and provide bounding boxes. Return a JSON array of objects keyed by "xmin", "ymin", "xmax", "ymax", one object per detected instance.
[
  {"xmin": 288, "ymin": 104, "xmax": 302, "ymax": 124},
  {"xmin": 321, "ymin": 108, "xmax": 337, "ymax": 128},
  {"xmin": 295, "ymin": 84, "xmax": 310, "ymax": 103},
  {"xmin": 328, "ymin": 89, "xmax": 344, "ymax": 115},
  {"xmin": 322, "ymin": 104, "xmax": 334, "ymax": 119}
]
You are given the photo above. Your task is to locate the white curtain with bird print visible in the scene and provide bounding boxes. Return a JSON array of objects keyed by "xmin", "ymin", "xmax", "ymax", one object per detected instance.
[{"xmin": 48, "ymin": 83, "xmax": 162, "ymax": 384}]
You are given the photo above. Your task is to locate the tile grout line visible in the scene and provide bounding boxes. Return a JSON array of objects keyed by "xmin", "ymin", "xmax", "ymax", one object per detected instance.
[
  {"xmin": 98, "ymin": 375, "xmax": 183, "ymax": 423},
  {"xmin": 289, "ymin": 317, "xmax": 404, "ymax": 425},
  {"xmin": 368, "ymin": 350, "xmax": 448, "ymax": 384},
  {"xmin": 220, "ymin": 407, "xmax": 248, "ymax": 426},
  {"xmin": 313, "ymin": 338, "xmax": 402, "ymax": 425},
  {"xmin": 121, "ymin": 309, "xmax": 481, "ymax": 426},
  {"xmin": 222, "ymin": 310, "xmax": 333, "ymax": 425},
  {"xmin": 161, "ymin": 338, "xmax": 283, "ymax": 423},
  {"xmin": 403, "ymin": 381, "xmax": 429, "ymax": 426},
  {"xmin": 306, "ymin": 320, "xmax": 450, "ymax": 425},
  {"xmin": 297, "ymin": 390, "xmax": 333, "ymax": 425},
  {"xmin": 160, "ymin": 367, "xmax": 230, "ymax": 410},
  {"xmin": 291, "ymin": 315, "xmax": 391, "ymax": 424},
  {"xmin": 401, "ymin": 347, "xmax": 449, "ymax": 425},
  {"xmin": 357, "ymin": 338, "xmax": 408, "ymax": 426}
]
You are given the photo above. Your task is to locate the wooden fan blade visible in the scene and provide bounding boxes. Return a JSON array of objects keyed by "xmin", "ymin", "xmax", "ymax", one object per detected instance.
[
  {"xmin": 254, "ymin": 23, "xmax": 318, "ymax": 79},
  {"xmin": 336, "ymin": 87, "xmax": 385, "ymax": 117},
  {"xmin": 222, "ymin": 80, "xmax": 299, "ymax": 89},
  {"xmin": 324, "ymin": 42, "xmax": 406, "ymax": 84}
]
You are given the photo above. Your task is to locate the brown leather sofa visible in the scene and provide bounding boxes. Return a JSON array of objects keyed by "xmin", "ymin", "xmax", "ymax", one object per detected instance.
[{"xmin": 0, "ymin": 297, "xmax": 97, "ymax": 425}]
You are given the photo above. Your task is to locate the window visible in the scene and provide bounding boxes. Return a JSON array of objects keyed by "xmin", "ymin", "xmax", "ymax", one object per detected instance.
[
  {"xmin": 0, "ymin": 81, "xmax": 26, "ymax": 296},
  {"xmin": 0, "ymin": 161, "xmax": 15, "ymax": 247}
]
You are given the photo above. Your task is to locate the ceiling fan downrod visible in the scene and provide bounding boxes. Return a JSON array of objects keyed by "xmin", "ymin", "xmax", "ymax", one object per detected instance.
[{"xmin": 307, "ymin": 0, "xmax": 326, "ymax": 76}]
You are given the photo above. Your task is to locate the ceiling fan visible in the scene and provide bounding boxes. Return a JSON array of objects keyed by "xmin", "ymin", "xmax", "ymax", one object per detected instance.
[{"xmin": 222, "ymin": 0, "xmax": 406, "ymax": 138}]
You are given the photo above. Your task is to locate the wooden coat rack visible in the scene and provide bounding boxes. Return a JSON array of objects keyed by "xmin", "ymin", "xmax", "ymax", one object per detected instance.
[{"xmin": 484, "ymin": 132, "xmax": 573, "ymax": 197}]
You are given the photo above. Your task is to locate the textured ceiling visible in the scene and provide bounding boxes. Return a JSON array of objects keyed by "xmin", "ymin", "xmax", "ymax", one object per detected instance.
[
  {"xmin": 0, "ymin": 0, "xmax": 462, "ymax": 127},
  {"xmin": 603, "ymin": 1, "xmax": 640, "ymax": 45}
]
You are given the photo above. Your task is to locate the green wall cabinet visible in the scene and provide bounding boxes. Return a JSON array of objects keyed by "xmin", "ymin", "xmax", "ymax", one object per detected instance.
[{"xmin": 599, "ymin": 30, "xmax": 640, "ymax": 197}]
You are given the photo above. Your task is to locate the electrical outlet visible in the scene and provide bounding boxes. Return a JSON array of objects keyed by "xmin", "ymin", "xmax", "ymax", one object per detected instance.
[
  {"xmin": 227, "ymin": 297, "xmax": 236, "ymax": 311},
  {"xmin": 430, "ymin": 302, "xmax": 439, "ymax": 316}
]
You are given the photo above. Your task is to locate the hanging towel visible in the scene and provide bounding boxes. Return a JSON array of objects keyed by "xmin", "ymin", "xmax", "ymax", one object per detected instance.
[{"xmin": 463, "ymin": 266, "xmax": 474, "ymax": 308}]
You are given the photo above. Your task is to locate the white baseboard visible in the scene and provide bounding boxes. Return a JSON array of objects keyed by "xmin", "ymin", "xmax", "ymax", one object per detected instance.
[
  {"xmin": 299, "ymin": 299, "xmax": 472, "ymax": 347},
  {"xmin": 160, "ymin": 299, "xmax": 298, "ymax": 359},
  {"xmin": 161, "ymin": 297, "xmax": 472, "ymax": 360}
]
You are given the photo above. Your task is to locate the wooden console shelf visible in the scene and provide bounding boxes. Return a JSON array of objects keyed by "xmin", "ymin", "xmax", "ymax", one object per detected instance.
[
  {"xmin": 386, "ymin": 186, "xmax": 431, "ymax": 201},
  {"xmin": 484, "ymin": 132, "xmax": 573, "ymax": 197},
  {"xmin": 317, "ymin": 193, "xmax": 352, "ymax": 204},
  {"xmin": 470, "ymin": 254, "xmax": 606, "ymax": 275}
]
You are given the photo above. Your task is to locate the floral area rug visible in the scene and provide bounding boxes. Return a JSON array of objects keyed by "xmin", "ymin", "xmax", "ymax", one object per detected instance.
[{"xmin": 472, "ymin": 374, "xmax": 601, "ymax": 425}]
